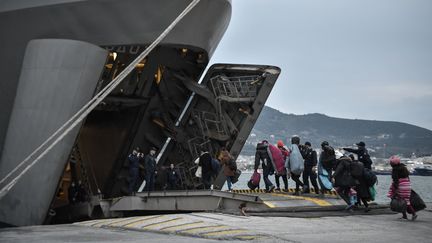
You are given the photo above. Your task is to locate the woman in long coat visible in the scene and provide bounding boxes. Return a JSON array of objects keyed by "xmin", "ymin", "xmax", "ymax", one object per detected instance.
[{"xmin": 218, "ymin": 148, "xmax": 236, "ymax": 191}]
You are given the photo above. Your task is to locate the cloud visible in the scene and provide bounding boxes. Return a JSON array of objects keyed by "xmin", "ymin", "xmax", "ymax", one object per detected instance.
[{"xmin": 210, "ymin": 0, "xmax": 432, "ymax": 130}]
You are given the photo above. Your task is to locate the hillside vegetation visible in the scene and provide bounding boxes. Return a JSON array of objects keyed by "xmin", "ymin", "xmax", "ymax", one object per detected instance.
[{"xmin": 241, "ymin": 106, "xmax": 432, "ymax": 157}]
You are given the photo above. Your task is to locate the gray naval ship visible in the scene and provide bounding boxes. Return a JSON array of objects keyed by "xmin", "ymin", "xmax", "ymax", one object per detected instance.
[{"xmin": 0, "ymin": 0, "xmax": 281, "ymax": 226}]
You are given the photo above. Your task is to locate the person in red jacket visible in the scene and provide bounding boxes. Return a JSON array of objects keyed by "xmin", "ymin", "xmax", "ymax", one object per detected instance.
[{"xmin": 276, "ymin": 140, "xmax": 289, "ymax": 191}]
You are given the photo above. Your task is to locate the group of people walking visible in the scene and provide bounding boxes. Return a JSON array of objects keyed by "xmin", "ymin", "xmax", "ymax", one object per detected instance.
[
  {"xmin": 125, "ymin": 140, "xmax": 424, "ymax": 221},
  {"xmin": 253, "ymin": 136, "xmax": 423, "ymax": 220},
  {"xmin": 254, "ymin": 136, "xmax": 326, "ymax": 195}
]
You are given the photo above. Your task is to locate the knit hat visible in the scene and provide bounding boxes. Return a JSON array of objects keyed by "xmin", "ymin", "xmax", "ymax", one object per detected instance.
[
  {"xmin": 277, "ymin": 140, "xmax": 284, "ymax": 147},
  {"xmin": 389, "ymin": 156, "xmax": 401, "ymax": 166}
]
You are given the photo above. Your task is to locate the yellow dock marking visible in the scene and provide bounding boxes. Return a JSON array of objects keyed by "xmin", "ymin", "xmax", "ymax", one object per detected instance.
[
  {"xmin": 90, "ymin": 218, "xmax": 127, "ymax": 227},
  {"xmin": 160, "ymin": 221, "xmax": 205, "ymax": 231},
  {"xmin": 236, "ymin": 235, "xmax": 261, "ymax": 240},
  {"xmin": 233, "ymin": 189, "xmax": 338, "ymax": 195},
  {"xmin": 122, "ymin": 215, "xmax": 162, "ymax": 228},
  {"xmin": 107, "ymin": 216, "xmax": 150, "ymax": 227},
  {"xmin": 271, "ymin": 193, "xmax": 332, "ymax": 206},
  {"xmin": 141, "ymin": 217, "xmax": 183, "ymax": 229},
  {"xmin": 201, "ymin": 229, "xmax": 248, "ymax": 237},
  {"xmin": 179, "ymin": 225, "xmax": 229, "ymax": 234},
  {"xmin": 263, "ymin": 201, "xmax": 277, "ymax": 208}
]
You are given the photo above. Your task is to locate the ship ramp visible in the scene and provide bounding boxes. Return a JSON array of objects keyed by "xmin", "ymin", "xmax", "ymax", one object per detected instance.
[{"xmin": 98, "ymin": 189, "xmax": 350, "ymax": 218}]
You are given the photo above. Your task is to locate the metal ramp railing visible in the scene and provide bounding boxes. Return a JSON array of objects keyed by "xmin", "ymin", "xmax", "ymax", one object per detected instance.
[
  {"xmin": 187, "ymin": 136, "xmax": 213, "ymax": 161},
  {"xmin": 191, "ymin": 110, "xmax": 229, "ymax": 141},
  {"xmin": 209, "ymin": 74, "xmax": 262, "ymax": 102}
]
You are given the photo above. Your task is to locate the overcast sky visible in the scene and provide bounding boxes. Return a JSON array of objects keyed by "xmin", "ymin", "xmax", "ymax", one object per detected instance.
[{"xmin": 210, "ymin": 0, "xmax": 432, "ymax": 130}]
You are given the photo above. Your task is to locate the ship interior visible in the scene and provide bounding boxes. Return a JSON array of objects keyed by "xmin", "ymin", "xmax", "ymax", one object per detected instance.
[{"xmin": 48, "ymin": 44, "xmax": 275, "ymax": 223}]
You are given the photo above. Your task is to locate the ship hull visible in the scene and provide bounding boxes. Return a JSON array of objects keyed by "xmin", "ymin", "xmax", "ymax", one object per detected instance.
[
  {"xmin": 414, "ymin": 168, "xmax": 432, "ymax": 176},
  {"xmin": 0, "ymin": 0, "xmax": 232, "ymax": 159},
  {"xmin": 0, "ymin": 0, "xmax": 232, "ymax": 226}
]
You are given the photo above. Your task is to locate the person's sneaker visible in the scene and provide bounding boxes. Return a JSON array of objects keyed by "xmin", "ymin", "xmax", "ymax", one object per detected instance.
[
  {"xmin": 412, "ymin": 214, "xmax": 418, "ymax": 221},
  {"xmin": 266, "ymin": 185, "xmax": 275, "ymax": 193},
  {"xmin": 275, "ymin": 187, "xmax": 281, "ymax": 191}
]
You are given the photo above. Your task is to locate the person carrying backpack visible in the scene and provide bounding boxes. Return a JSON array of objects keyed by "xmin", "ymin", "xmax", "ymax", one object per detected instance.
[
  {"xmin": 286, "ymin": 136, "xmax": 304, "ymax": 195},
  {"xmin": 332, "ymin": 156, "xmax": 358, "ymax": 207},
  {"xmin": 320, "ymin": 141, "xmax": 336, "ymax": 176},
  {"xmin": 254, "ymin": 140, "xmax": 276, "ymax": 192}
]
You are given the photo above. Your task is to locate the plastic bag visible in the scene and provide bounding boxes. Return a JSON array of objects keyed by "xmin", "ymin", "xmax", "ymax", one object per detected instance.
[
  {"xmin": 369, "ymin": 186, "xmax": 376, "ymax": 201},
  {"xmin": 195, "ymin": 166, "xmax": 202, "ymax": 178}
]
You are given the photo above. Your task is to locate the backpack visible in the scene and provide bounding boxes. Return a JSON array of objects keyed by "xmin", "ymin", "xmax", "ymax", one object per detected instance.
[
  {"xmin": 286, "ymin": 144, "xmax": 304, "ymax": 175},
  {"xmin": 247, "ymin": 171, "xmax": 261, "ymax": 190},
  {"xmin": 350, "ymin": 161, "xmax": 364, "ymax": 178},
  {"xmin": 231, "ymin": 169, "xmax": 242, "ymax": 184},
  {"xmin": 363, "ymin": 168, "xmax": 377, "ymax": 186}
]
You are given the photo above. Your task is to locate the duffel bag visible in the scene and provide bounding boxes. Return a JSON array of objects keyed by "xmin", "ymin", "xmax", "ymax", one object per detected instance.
[
  {"xmin": 390, "ymin": 197, "xmax": 407, "ymax": 213},
  {"xmin": 410, "ymin": 190, "xmax": 426, "ymax": 212}
]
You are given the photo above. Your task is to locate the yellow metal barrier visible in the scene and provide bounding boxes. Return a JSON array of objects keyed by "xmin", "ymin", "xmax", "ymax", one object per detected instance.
[{"xmin": 231, "ymin": 188, "xmax": 338, "ymax": 196}]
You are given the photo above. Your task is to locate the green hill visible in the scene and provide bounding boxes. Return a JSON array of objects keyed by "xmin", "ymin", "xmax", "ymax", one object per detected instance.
[{"xmin": 241, "ymin": 106, "xmax": 432, "ymax": 157}]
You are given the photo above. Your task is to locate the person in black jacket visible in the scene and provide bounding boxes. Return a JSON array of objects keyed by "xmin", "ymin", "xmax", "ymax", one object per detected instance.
[
  {"xmin": 68, "ymin": 181, "xmax": 78, "ymax": 204},
  {"xmin": 302, "ymin": 142, "xmax": 320, "ymax": 194},
  {"xmin": 128, "ymin": 148, "xmax": 140, "ymax": 194},
  {"xmin": 198, "ymin": 150, "xmax": 213, "ymax": 189},
  {"xmin": 144, "ymin": 147, "xmax": 158, "ymax": 191},
  {"xmin": 331, "ymin": 156, "xmax": 358, "ymax": 205},
  {"xmin": 254, "ymin": 140, "xmax": 275, "ymax": 192},
  {"xmin": 343, "ymin": 141, "xmax": 373, "ymax": 169},
  {"xmin": 165, "ymin": 163, "xmax": 179, "ymax": 190},
  {"xmin": 320, "ymin": 141, "xmax": 336, "ymax": 176}
]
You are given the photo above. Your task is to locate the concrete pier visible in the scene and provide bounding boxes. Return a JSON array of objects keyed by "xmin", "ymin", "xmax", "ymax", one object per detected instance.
[{"xmin": 1, "ymin": 204, "xmax": 431, "ymax": 242}]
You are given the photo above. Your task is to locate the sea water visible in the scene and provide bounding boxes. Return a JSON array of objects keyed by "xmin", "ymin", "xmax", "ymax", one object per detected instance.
[{"xmin": 227, "ymin": 173, "xmax": 432, "ymax": 203}]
